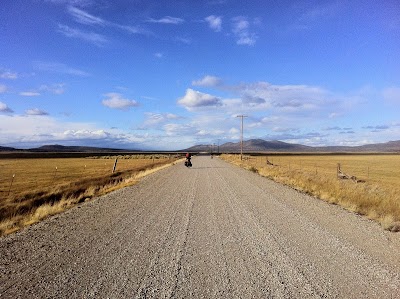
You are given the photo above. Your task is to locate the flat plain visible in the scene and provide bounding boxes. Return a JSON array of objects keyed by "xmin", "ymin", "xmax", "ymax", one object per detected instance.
[{"xmin": 1, "ymin": 156, "xmax": 399, "ymax": 298}]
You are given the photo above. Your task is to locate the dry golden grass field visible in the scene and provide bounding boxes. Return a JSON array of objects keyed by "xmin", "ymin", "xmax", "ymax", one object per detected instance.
[
  {"xmin": 221, "ymin": 154, "xmax": 400, "ymax": 232},
  {"xmin": 0, "ymin": 154, "xmax": 179, "ymax": 236}
]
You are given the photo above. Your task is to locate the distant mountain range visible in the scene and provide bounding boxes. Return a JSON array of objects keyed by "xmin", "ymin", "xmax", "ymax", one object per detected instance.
[
  {"xmin": 0, "ymin": 144, "xmax": 129, "ymax": 153},
  {"xmin": 185, "ymin": 139, "xmax": 400, "ymax": 153},
  {"xmin": 1, "ymin": 139, "xmax": 400, "ymax": 153}
]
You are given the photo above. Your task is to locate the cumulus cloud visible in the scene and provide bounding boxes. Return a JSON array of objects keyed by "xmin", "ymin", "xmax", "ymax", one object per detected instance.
[
  {"xmin": 102, "ymin": 93, "xmax": 139, "ymax": 110},
  {"xmin": 163, "ymin": 123, "xmax": 197, "ymax": 136},
  {"xmin": 25, "ymin": 108, "xmax": 49, "ymax": 116},
  {"xmin": 0, "ymin": 102, "xmax": 13, "ymax": 113},
  {"xmin": 232, "ymin": 16, "xmax": 257, "ymax": 46},
  {"xmin": 205, "ymin": 15, "xmax": 222, "ymax": 32},
  {"xmin": 0, "ymin": 113, "xmax": 146, "ymax": 149},
  {"xmin": 147, "ymin": 16, "xmax": 184, "ymax": 24},
  {"xmin": 237, "ymin": 82, "xmax": 330, "ymax": 112},
  {"xmin": 177, "ymin": 89, "xmax": 222, "ymax": 110},
  {"xmin": 192, "ymin": 75, "xmax": 222, "ymax": 87}
]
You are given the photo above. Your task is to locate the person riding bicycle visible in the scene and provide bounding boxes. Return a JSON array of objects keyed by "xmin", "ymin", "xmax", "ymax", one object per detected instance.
[{"xmin": 185, "ymin": 152, "xmax": 192, "ymax": 167}]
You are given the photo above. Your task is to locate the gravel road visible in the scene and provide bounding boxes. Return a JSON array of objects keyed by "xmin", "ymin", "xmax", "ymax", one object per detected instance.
[{"xmin": 1, "ymin": 156, "xmax": 399, "ymax": 298}]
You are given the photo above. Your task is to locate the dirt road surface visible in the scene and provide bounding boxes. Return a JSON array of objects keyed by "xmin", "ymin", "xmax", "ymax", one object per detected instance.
[{"xmin": 1, "ymin": 156, "xmax": 399, "ymax": 298}]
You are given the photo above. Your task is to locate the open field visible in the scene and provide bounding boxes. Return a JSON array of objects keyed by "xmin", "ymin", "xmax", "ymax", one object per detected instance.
[
  {"xmin": 0, "ymin": 154, "xmax": 180, "ymax": 236},
  {"xmin": 221, "ymin": 154, "xmax": 400, "ymax": 231}
]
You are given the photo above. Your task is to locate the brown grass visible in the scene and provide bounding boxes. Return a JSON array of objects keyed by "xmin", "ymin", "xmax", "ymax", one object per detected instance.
[
  {"xmin": 0, "ymin": 155, "xmax": 180, "ymax": 236},
  {"xmin": 221, "ymin": 154, "xmax": 400, "ymax": 231}
]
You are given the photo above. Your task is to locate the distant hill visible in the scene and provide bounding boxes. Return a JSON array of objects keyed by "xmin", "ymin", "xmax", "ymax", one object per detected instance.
[
  {"xmin": 0, "ymin": 144, "xmax": 133, "ymax": 153},
  {"xmin": 28, "ymin": 144, "xmax": 129, "ymax": 153},
  {"xmin": 185, "ymin": 139, "xmax": 400, "ymax": 153},
  {"xmin": 0, "ymin": 146, "xmax": 18, "ymax": 152}
]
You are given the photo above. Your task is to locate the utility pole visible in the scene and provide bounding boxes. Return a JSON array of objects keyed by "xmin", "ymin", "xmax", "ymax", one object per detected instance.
[{"xmin": 237, "ymin": 115, "xmax": 247, "ymax": 160}]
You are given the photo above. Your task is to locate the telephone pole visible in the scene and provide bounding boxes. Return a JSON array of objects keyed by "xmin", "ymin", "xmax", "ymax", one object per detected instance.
[{"xmin": 236, "ymin": 115, "xmax": 247, "ymax": 160}]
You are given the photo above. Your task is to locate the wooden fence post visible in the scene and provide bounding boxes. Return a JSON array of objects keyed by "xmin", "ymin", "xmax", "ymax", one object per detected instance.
[
  {"xmin": 8, "ymin": 174, "xmax": 15, "ymax": 196},
  {"xmin": 112, "ymin": 158, "xmax": 118, "ymax": 173}
]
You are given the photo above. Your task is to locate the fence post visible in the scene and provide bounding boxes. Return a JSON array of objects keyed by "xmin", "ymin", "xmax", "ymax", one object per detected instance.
[
  {"xmin": 112, "ymin": 158, "xmax": 118, "ymax": 173},
  {"xmin": 8, "ymin": 174, "xmax": 15, "ymax": 196}
]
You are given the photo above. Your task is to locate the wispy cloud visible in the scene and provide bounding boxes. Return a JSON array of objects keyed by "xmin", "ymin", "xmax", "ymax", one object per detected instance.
[
  {"xmin": 33, "ymin": 61, "xmax": 90, "ymax": 77},
  {"xmin": 383, "ymin": 86, "xmax": 400, "ymax": 104},
  {"xmin": 45, "ymin": 0, "xmax": 94, "ymax": 7},
  {"xmin": 66, "ymin": 6, "xmax": 151, "ymax": 36},
  {"xmin": 18, "ymin": 84, "xmax": 65, "ymax": 97},
  {"xmin": 25, "ymin": 108, "xmax": 49, "ymax": 116},
  {"xmin": 0, "ymin": 102, "xmax": 13, "ymax": 113},
  {"xmin": 39, "ymin": 83, "xmax": 66, "ymax": 95},
  {"xmin": 67, "ymin": 6, "xmax": 106, "ymax": 26},
  {"xmin": 102, "ymin": 93, "xmax": 139, "ymax": 110},
  {"xmin": 0, "ymin": 69, "xmax": 18, "ymax": 80},
  {"xmin": 192, "ymin": 75, "xmax": 223, "ymax": 87},
  {"xmin": 205, "ymin": 15, "xmax": 222, "ymax": 32},
  {"xmin": 174, "ymin": 36, "xmax": 192, "ymax": 44},
  {"xmin": 142, "ymin": 112, "xmax": 181, "ymax": 128},
  {"xmin": 0, "ymin": 84, "xmax": 7, "ymax": 93},
  {"xmin": 147, "ymin": 16, "xmax": 184, "ymax": 25},
  {"xmin": 232, "ymin": 16, "xmax": 257, "ymax": 46},
  {"xmin": 19, "ymin": 91, "xmax": 41, "ymax": 97},
  {"xmin": 57, "ymin": 24, "xmax": 108, "ymax": 46}
]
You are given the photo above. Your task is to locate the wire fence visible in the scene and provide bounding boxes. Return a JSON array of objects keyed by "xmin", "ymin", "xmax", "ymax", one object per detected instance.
[{"xmin": 0, "ymin": 155, "xmax": 176, "ymax": 200}]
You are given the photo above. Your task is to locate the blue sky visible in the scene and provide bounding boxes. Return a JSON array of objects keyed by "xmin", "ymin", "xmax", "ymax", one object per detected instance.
[{"xmin": 0, "ymin": 0, "xmax": 399, "ymax": 150}]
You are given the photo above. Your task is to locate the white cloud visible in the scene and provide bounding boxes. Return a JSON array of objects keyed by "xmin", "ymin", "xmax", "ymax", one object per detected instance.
[
  {"xmin": 147, "ymin": 16, "xmax": 184, "ymax": 24},
  {"xmin": 102, "ymin": 93, "xmax": 139, "ymax": 110},
  {"xmin": 205, "ymin": 15, "xmax": 222, "ymax": 32},
  {"xmin": 232, "ymin": 16, "xmax": 257, "ymax": 46},
  {"xmin": 0, "ymin": 102, "xmax": 13, "ymax": 113},
  {"xmin": 25, "ymin": 108, "xmax": 49, "ymax": 116},
  {"xmin": 67, "ymin": 6, "xmax": 106, "ymax": 26},
  {"xmin": 0, "ymin": 114, "xmax": 144, "ymax": 148},
  {"xmin": 383, "ymin": 86, "xmax": 400, "ymax": 104},
  {"xmin": 192, "ymin": 75, "xmax": 222, "ymax": 87},
  {"xmin": 177, "ymin": 89, "xmax": 222, "ymax": 110},
  {"xmin": 19, "ymin": 91, "xmax": 41, "ymax": 97},
  {"xmin": 154, "ymin": 52, "xmax": 163, "ymax": 58},
  {"xmin": 143, "ymin": 112, "xmax": 181, "ymax": 127},
  {"xmin": 39, "ymin": 83, "xmax": 66, "ymax": 95},
  {"xmin": 163, "ymin": 123, "xmax": 197, "ymax": 136},
  {"xmin": 34, "ymin": 61, "xmax": 90, "ymax": 77},
  {"xmin": 0, "ymin": 70, "xmax": 18, "ymax": 79},
  {"xmin": 0, "ymin": 84, "xmax": 7, "ymax": 93},
  {"xmin": 45, "ymin": 0, "xmax": 94, "ymax": 7},
  {"xmin": 57, "ymin": 24, "xmax": 108, "ymax": 45}
]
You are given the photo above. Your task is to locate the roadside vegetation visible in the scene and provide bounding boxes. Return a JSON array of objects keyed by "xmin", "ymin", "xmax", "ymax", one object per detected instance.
[
  {"xmin": 0, "ymin": 154, "xmax": 180, "ymax": 236},
  {"xmin": 221, "ymin": 154, "xmax": 400, "ymax": 232}
]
